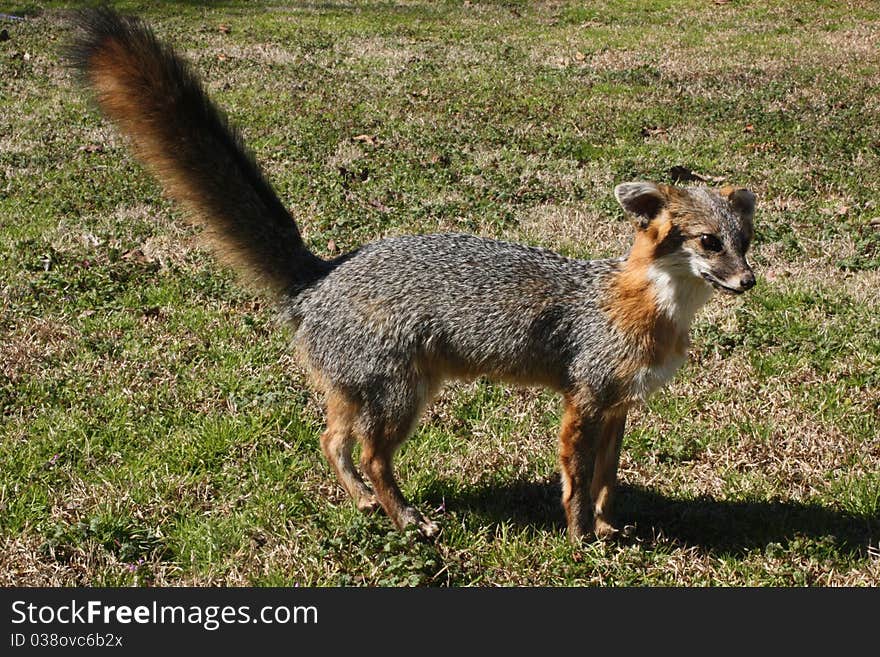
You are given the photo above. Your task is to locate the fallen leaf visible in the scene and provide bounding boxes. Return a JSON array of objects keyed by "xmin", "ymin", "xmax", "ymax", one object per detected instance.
[
  {"xmin": 765, "ymin": 268, "xmax": 790, "ymax": 282},
  {"xmin": 747, "ymin": 141, "xmax": 776, "ymax": 153},
  {"xmin": 425, "ymin": 152, "xmax": 451, "ymax": 167},
  {"xmin": 668, "ymin": 166, "xmax": 725, "ymax": 184},
  {"xmin": 121, "ymin": 248, "xmax": 148, "ymax": 263},
  {"xmin": 574, "ymin": 51, "xmax": 586, "ymax": 62},
  {"xmin": 669, "ymin": 165, "xmax": 697, "ymax": 181},
  {"xmin": 368, "ymin": 198, "xmax": 391, "ymax": 213},
  {"xmin": 327, "ymin": 239, "xmax": 338, "ymax": 254},
  {"xmin": 743, "ymin": 124, "xmax": 755, "ymax": 133},
  {"xmin": 218, "ymin": 24, "xmax": 231, "ymax": 34},
  {"xmin": 352, "ymin": 134, "xmax": 376, "ymax": 146},
  {"xmin": 641, "ymin": 125, "xmax": 667, "ymax": 138}
]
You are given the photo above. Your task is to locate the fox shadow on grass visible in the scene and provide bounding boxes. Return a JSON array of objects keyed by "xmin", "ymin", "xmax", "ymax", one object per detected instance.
[{"xmin": 423, "ymin": 476, "xmax": 879, "ymax": 556}]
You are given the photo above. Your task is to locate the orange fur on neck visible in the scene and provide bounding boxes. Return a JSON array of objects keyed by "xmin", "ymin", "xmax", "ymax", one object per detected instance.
[{"xmin": 605, "ymin": 217, "xmax": 688, "ymax": 369}]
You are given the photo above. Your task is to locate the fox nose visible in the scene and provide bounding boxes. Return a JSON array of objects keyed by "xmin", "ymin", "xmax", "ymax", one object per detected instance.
[{"xmin": 740, "ymin": 271, "xmax": 756, "ymax": 290}]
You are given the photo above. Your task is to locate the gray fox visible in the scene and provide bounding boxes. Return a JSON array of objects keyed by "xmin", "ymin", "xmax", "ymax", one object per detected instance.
[{"xmin": 71, "ymin": 8, "xmax": 756, "ymax": 541}]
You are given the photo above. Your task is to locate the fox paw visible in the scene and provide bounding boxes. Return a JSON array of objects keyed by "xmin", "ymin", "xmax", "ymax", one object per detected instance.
[
  {"xmin": 356, "ymin": 495, "xmax": 381, "ymax": 514},
  {"xmin": 593, "ymin": 518, "xmax": 619, "ymax": 541},
  {"xmin": 400, "ymin": 507, "xmax": 440, "ymax": 540},
  {"xmin": 418, "ymin": 518, "xmax": 440, "ymax": 539},
  {"xmin": 593, "ymin": 520, "xmax": 636, "ymax": 542}
]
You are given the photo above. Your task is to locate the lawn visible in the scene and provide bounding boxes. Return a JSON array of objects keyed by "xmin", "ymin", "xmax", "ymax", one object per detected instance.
[{"xmin": 1, "ymin": 0, "xmax": 878, "ymax": 586}]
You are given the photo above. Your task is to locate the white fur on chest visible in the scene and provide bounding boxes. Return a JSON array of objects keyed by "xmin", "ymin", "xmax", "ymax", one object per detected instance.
[
  {"xmin": 647, "ymin": 258, "xmax": 714, "ymax": 333},
  {"xmin": 631, "ymin": 352, "xmax": 687, "ymax": 401},
  {"xmin": 627, "ymin": 258, "xmax": 713, "ymax": 402}
]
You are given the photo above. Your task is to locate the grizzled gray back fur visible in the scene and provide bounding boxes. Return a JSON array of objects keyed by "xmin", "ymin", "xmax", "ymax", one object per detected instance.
[{"xmin": 284, "ymin": 233, "xmax": 631, "ymax": 418}]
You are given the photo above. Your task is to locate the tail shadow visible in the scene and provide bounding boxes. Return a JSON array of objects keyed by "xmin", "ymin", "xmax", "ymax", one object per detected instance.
[{"xmin": 423, "ymin": 476, "xmax": 878, "ymax": 556}]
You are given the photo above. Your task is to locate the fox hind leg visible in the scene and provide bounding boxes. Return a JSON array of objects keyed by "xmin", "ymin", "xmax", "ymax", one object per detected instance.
[
  {"xmin": 320, "ymin": 390, "xmax": 380, "ymax": 513},
  {"xmin": 356, "ymin": 380, "xmax": 439, "ymax": 538},
  {"xmin": 359, "ymin": 432, "xmax": 438, "ymax": 538}
]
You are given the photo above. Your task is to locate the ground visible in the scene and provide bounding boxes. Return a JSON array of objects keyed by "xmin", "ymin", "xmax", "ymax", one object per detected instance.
[{"xmin": 1, "ymin": 0, "xmax": 878, "ymax": 585}]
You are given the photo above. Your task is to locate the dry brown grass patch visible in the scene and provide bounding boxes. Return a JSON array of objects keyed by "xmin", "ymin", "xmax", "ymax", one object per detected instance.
[{"xmin": 514, "ymin": 202, "xmax": 631, "ymax": 256}]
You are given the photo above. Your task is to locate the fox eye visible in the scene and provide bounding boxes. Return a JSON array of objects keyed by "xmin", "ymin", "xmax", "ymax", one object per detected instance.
[{"xmin": 700, "ymin": 234, "xmax": 723, "ymax": 252}]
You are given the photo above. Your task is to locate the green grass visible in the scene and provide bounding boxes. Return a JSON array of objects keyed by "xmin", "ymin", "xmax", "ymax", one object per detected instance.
[{"xmin": 1, "ymin": 1, "xmax": 879, "ymax": 586}]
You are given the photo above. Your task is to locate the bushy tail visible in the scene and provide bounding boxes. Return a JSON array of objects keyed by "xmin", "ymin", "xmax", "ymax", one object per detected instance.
[{"xmin": 70, "ymin": 7, "xmax": 328, "ymax": 294}]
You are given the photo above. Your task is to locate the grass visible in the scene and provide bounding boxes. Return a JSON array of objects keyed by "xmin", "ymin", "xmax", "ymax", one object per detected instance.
[{"xmin": 1, "ymin": 0, "xmax": 879, "ymax": 586}]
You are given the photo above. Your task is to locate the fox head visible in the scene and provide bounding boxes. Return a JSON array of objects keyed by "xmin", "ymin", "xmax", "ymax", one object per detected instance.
[{"xmin": 614, "ymin": 181, "xmax": 756, "ymax": 295}]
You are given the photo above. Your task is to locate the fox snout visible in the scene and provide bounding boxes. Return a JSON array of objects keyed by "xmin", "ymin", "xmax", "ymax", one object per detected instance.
[
  {"xmin": 701, "ymin": 263, "xmax": 755, "ymax": 294},
  {"xmin": 739, "ymin": 268, "xmax": 756, "ymax": 291}
]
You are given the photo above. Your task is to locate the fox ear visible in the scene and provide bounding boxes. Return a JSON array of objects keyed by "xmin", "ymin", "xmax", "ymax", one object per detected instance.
[
  {"xmin": 721, "ymin": 186, "xmax": 756, "ymax": 219},
  {"xmin": 614, "ymin": 182, "xmax": 667, "ymax": 229}
]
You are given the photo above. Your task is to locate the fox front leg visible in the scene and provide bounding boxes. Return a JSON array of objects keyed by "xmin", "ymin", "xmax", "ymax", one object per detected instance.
[{"xmin": 558, "ymin": 399, "xmax": 627, "ymax": 541}]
